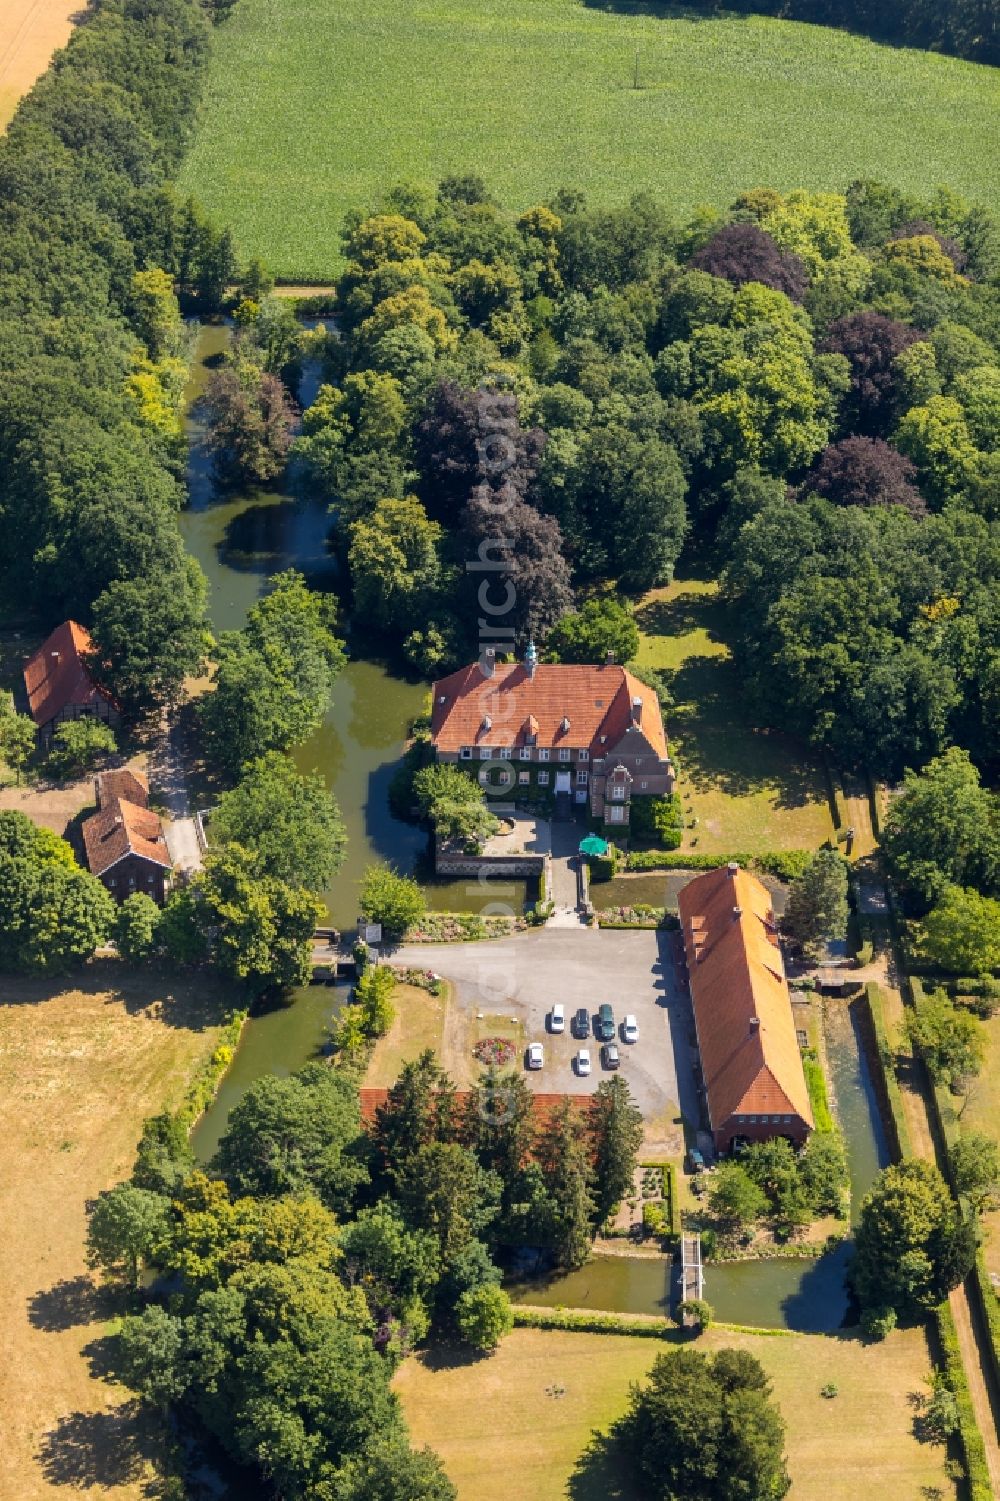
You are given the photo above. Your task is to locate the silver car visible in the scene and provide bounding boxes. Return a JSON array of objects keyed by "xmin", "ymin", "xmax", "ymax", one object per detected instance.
[{"xmin": 526, "ymin": 1042, "xmax": 544, "ymax": 1070}]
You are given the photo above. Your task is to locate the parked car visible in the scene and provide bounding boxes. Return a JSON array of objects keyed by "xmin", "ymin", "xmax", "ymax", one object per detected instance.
[
  {"xmin": 576, "ymin": 1048, "xmax": 592, "ymax": 1077},
  {"xmin": 622, "ymin": 1014, "xmax": 639, "ymax": 1043},
  {"xmin": 526, "ymin": 1042, "xmax": 544, "ymax": 1070},
  {"xmin": 602, "ymin": 1042, "xmax": 620, "ymax": 1070},
  {"xmin": 573, "ymin": 1007, "xmax": 590, "ymax": 1039},
  {"xmin": 596, "ymin": 1003, "xmax": 615, "ymax": 1041},
  {"xmin": 550, "ymin": 1003, "xmax": 565, "ymax": 1033},
  {"xmin": 687, "ymin": 1147, "xmax": 705, "ymax": 1173}
]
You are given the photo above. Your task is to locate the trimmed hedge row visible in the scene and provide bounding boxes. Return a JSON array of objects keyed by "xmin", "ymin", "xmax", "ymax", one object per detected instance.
[
  {"xmin": 862, "ymin": 983, "xmax": 913, "ymax": 1161},
  {"xmin": 623, "ymin": 849, "xmax": 811, "ymax": 881},
  {"xmin": 512, "ymin": 1305, "xmax": 672, "ymax": 1337},
  {"xmin": 935, "ymin": 1302, "xmax": 994, "ymax": 1501}
]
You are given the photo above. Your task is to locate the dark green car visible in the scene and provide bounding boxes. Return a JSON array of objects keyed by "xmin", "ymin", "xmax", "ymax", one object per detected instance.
[{"xmin": 596, "ymin": 1003, "xmax": 615, "ymax": 1041}]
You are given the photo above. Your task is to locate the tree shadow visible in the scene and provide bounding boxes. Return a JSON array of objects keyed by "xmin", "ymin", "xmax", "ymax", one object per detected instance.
[
  {"xmin": 418, "ymin": 1342, "xmax": 491, "ymax": 1372},
  {"xmin": 581, "ymin": 0, "xmax": 740, "ymax": 20},
  {"xmin": 634, "ymin": 589, "xmax": 727, "ymax": 644},
  {"xmin": 35, "ymin": 1400, "xmax": 161, "ymax": 1492},
  {"xmin": 0, "ymin": 959, "xmax": 232, "ymax": 1032},
  {"xmin": 567, "ymin": 1425, "xmax": 638, "ymax": 1501},
  {"xmin": 27, "ymin": 1276, "xmax": 112, "ymax": 1333},
  {"xmin": 217, "ymin": 497, "xmax": 339, "ymax": 589}
]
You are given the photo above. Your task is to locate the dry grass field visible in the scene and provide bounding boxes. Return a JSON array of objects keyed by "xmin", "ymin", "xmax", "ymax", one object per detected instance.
[
  {"xmin": 0, "ymin": 0, "xmax": 81, "ymax": 129},
  {"xmin": 395, "ymin": 1325, "xmax": 957, "ymax": 1501},
  {"xmin": 0, "ymin": 964, "xmax": 232, "ymax": 1500}
]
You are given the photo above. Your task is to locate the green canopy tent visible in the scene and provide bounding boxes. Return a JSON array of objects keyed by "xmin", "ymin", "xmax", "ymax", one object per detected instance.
[{"xmin": 579, "ymin": 834, "xmax": 609, "ymax": 858}]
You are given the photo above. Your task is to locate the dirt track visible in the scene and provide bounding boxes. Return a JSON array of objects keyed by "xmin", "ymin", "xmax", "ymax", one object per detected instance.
[{"xmin": 0, "ymin": 0, "xmax": 80, "ymax": 129}]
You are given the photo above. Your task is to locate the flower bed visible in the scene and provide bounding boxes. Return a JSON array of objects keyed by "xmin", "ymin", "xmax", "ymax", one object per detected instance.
[
  {"xmin": 595, "ymin": 905, "xmax": 678, "ymax": 930},
  {"xmin": 404, "ymin": 912, "xmax": 527, "ymax": 943},
  {"xmin": 391, "ymin": 966, "xmax": 444, "ymax": 995},
  {"xmin": 474, "ymin": 1037, "xmax": 517, "ymax": 1066}
]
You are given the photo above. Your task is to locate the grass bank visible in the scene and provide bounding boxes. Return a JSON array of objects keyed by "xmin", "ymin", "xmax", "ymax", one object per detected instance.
[{"xmin": 179, "ymin": 0, "xmax": 1000, "ymax": 279}]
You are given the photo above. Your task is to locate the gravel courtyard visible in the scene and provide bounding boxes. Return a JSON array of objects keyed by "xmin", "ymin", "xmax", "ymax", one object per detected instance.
[{"xmin": 389, "ymin": 927, "xmax": 700, "ymax": 1134}]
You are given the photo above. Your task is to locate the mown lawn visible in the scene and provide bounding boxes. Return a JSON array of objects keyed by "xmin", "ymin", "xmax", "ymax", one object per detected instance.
[
  {"xmin": 634, "ymin": 578, "xmax": 835, "ymax": 852},
  {"xmin": 395, "ymin": 1325, "xmax": 955, "ymax": 1501},
  {"xmin": 179, "ymin": 0, "xmax": 1000, "ymax": 279},
  {"xmin": 364, "ymin": 982, "xmax": 448, "ymax": 1088}
]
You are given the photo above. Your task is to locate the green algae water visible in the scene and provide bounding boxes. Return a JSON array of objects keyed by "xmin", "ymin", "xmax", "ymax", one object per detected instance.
[{"xmin": 180, "ymin": 323, "xmax": 526, "ymax": 929}]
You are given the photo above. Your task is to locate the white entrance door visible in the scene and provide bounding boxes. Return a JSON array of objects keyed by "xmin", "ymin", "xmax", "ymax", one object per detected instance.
[{"xmin": 555, "ymin": 770, "xmax": 571, "ymax": 793}]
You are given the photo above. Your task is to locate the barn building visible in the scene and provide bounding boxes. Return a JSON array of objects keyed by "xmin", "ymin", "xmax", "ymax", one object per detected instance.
[{"xmin": 678, "ymin": 863, "xmax": 814, "ymax": 1154}]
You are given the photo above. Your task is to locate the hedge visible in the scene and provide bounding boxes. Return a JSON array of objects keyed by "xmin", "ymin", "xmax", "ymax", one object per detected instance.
[
  {"xmin": 177, "ymin": 1010, "xmax": 248, "ymax": 1131},
  {"xmin": 802, "ymin": 1052, "xmax": 835, "ymax": 1134},
  {"xmin": 862, "ymin": 983, "xmax": 913, "ymax": 1162},
  {"xmin": 512, "ymin": 1305, "xmax": 672, "ymax": 1337},
  {"xmin": 511, "ymin": 1304, "xmax": 792, "ymax": 1339},
  {"xmin": 934, "ymin": 1302, "xmax": 994, "ymax": 1501},
  {"xmin": 623, "ymin": 849, "xmax": 811, "ymax": 881},
  {"xmin": 640, "ymin": 1160, "xmax": 682, "ymax": 1238}
]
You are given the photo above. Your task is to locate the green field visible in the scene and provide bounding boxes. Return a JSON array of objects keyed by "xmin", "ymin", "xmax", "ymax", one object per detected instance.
[
  {"xmin": 635, "ymin": 578, "xmax": 836, "ymax": 852},
  {"xmin": 179, "ymin": 0, "xmax": 1000, "ymax": 279}
]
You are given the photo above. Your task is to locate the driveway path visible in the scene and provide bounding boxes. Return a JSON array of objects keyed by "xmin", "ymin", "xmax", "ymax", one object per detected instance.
[
  {"xmin": 149, "ymin": 709, "xmax": 203, "ymax": 876},
  {"xmin": 547, "ymin": 819, "xmax": 586, "ymax": 926},
  {"xmin": 389, "ymin": 927, "xmax": 699, "ymax": 1125}
]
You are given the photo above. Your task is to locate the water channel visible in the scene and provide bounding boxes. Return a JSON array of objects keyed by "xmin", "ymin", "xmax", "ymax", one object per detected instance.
[
  {"xmin": 180, "ymin": 323, "xmax": 527, "ymax": 931},
  {"xmin": 181, "ymin": 323, "xmax": 890, "ymax": 1331}
]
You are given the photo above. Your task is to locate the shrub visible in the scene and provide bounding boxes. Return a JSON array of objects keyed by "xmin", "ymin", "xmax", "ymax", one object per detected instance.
[
  {"xmin": 675, "ymin": 1298, "xmax": 713, "ymax": 1332},
  {"xmin": 456, "ymin": 1284, "xmax": 514, "ymax": 1351},
  {"xmin": 861, "ymin": 1304, "xmax": 897, "ymax": 1340}
]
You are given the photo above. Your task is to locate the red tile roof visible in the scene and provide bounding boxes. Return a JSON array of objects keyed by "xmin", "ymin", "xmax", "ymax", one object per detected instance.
[
  {"xmin": 82, "ymin": 797, "xmax": 171, "ymax": 878},
  {"xmin": 678, "ymin": 866, "xmax": 813, "ymax": 1130},
  {"xmin": 96, "ymin": 768, "xmax": 149, "ymax": 811},
  {"xmin": 23, "ymin": 621, "xmax": 111, "ymax": 728},
  {"xmin": 430, "ymin": 662, "xmax": 668, "ymax": 760}
]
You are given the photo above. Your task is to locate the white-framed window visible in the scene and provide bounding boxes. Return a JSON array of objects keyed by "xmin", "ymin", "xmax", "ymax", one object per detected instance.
[
  {"xmin": 479, "ymin": 745, "xmax": 492, "ymax": 758},
  {"xmin": 608, "ymin": 805, "xmax": 625, "ymax": 823},
  {"xmin": 538, "ymin": 770, "xmax": 550, "ymax": 786},
  {"xmin": 640, "ymin": 780, "xmax": 648, "ymax": 790},
  {"xmin": 578, "ymin": 749, "xmax": 589, "ymax": 762},
  {"xmin": 538, "ymin": 748, "xmax": 550, "ymax": 762},
  {"xmin": 558, "ymin": 748, "xmax": 571, "ymax": 761},
  {"xmin": 498, "ymin": 746, "xmax": 512, "ymax": 759},
  {"xmin": 577, "ymin": 770, "xmax": 589, "ymax": 785},
  {"xmin": 519, "ymin": 747, "xmax": 532, "ymax": 761},
  {"xmin": 610, "ymin": 783, "xmax": 625, "ymax": 800},
  {"xmin": 460, "ymin": 746, "xmax": 472, "ymax": 759},
  {"xmin": 498, "ymin": 770, "xmax": 512, "ymax": 786},
  {"xmin": 518, "ymin": 770, "xmax": 530, "ymax": 784}
]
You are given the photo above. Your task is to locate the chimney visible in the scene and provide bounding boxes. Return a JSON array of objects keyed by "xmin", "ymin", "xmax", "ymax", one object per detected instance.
[
  {"xmin": 631, "ymin": 695, "xmax": 643, "ymax": 725},
  {"xmin": 749, "ymin": 1017, "xmax": 760, "ymax": 1035},
  {"xmin": 479, "ymin": 647, "xmax": 496, "ymax": 679},
  {"xmin": 733, "ymin": 905, "xmax": 742, "ymax": 920},
  {"xmin": 481, "ymin": 715, "xmax": 492, "ymax": 732},
  {"xmin": 51, "ymin": 651, "xmax": 60, "ymax": 664},
  {"xmin": 560, "ymin": 716, "xmax": 570, "ymax": 733},
  {"xmin": 525, "ymin": 640, "xmax": 538, "ymax": 680},
  {"xmin": 727, "ymin": 861, "xmax": 739, "ymax": 876},
  {"xmin": 605, "ymin": 649, "xmax": 615, "ymax": 666}
]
